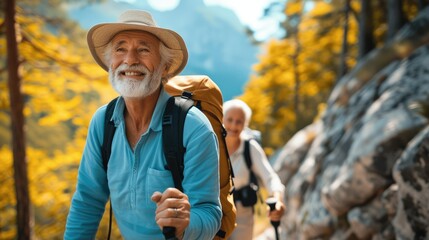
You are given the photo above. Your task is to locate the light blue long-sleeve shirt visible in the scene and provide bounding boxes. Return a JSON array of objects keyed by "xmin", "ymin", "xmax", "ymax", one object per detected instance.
[{"xmin": 64, "ymin": 88, "xmax": 222, "ymax": 239}]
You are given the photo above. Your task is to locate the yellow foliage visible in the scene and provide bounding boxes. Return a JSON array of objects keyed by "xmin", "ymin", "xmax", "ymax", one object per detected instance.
[
  {"xmin": 307, "ymin": 2, "xmax": 334, "ymax": 17},
  {"xmin": 285, "ymin": 2, "xmax": 303, "ymax": 16},
  {"xmin": 239, "ymin": 0, "xmax": 360, "ymax": 149},
  {"xmin": 0, "ymin": 139, "xmax": 87, "ymax": 238},
  {"xmin": 1, "ymin": 3, "xmax": 116, "ymax": 238},
  {"xmin": 0, "ymin": 39, "xmax": 6, "ymax": 61},
  {"xmin": 0, "ymin": 147, "xmax": 16, "ymax": 237}
]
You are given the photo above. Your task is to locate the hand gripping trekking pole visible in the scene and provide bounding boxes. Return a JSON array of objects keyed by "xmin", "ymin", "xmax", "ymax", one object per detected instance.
[
  {"xmin": 266, "ymin": 197, "xmax": 280, "ymax": 240},
  {"xmin": 163, "ymin": 226, "xmax": 178, "ymax": 240}
]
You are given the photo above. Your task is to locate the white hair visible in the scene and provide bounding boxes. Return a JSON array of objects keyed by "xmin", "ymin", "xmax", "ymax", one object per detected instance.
[
  {"xmin": 158, "ymin": 43, "xmax": 182, "ymax": 81},
  {"xmin": 223, "ymin": 99, "xmax": 252, "ymax": 127}
]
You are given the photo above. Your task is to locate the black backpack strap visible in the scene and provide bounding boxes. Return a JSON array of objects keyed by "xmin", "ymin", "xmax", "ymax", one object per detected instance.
[
  {"xmin": 162, "ymin": 93, "xmax": 194, "ymax": 192},
  {"xmin": 101, "ymin": 97, "xmax": 118, "ymax": 240},
  {"xmin": 102, "ymin": 97, "xmax": 118, "ymax": 171},
  {"xmin": 244, "ymin": 139, "xmax": 258, "ymax": 186},
  {"xmin": 220, "ymin": 126, "xmax": 235, "ymax": 194},
  {"xmin": 243, "ymin": 139, "xmax": 252, "ymax": 169}
]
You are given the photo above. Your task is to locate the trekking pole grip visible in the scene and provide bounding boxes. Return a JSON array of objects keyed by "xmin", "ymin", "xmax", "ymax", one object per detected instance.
[
  {"xmin": 265, "ymin": 197, "xmax": 280, "ymax": 228},
  {"xmin": 266, "ymin": 197, "xmax": 280, "ymax": 240}
]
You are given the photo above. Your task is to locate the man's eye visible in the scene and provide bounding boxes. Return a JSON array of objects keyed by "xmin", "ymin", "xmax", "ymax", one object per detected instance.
[
  {"xmin": 139, "ymin": 49, "xmax": 149, "ymax": 53},
  {"xmin": 115, "ymin": 48, "xmax": 125, "ymax": 52}
]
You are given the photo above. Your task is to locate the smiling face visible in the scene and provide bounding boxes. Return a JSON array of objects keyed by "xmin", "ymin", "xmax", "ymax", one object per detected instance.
[
  {"xmin": 107, "ymin": 30, "xmax": 165, "ymax": 98},
  {"xmin": 223, "ymin": 107, "xmax": 246, "ymax": 139}
]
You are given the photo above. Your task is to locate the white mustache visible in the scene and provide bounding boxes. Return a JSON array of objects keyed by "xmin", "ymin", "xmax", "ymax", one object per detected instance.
[{"xmin": 115, "ymin": 64, "xmax": 150, "ymax": 76}]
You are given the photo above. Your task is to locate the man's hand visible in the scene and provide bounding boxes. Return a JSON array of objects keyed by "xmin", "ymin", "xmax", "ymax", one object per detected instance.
[{"xmin": 151, "ymin": 188, "xmax": 191, "ymax": 239}]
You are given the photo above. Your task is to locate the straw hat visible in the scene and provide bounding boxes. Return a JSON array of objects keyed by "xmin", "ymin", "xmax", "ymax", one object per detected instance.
[{"xmin": 87, "ymin": 10, "xmax": 188, "ymax": 77}]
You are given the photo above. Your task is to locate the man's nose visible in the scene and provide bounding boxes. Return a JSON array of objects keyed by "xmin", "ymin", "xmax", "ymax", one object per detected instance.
[{"xmin": 124, "ymin": 50, "xmax": 139, "ymax": 65}]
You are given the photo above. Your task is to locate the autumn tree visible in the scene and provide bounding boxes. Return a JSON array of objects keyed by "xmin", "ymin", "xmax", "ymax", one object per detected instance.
[
  {"xmin": 240, "ymin": 0, "xmax": 426, "ymax": 153},
  {"xmin": 0, "ymin": 0, "xmax": 118, "ymax": 238},
  {"xmin": 387, "ymin": 0, "xmax": 406, "ymax": 40},
  {"xmin": 241, "ymin": 1, "xmax": 358, "ymax": 152},
  {"xmin": 4, "ymin": 0, "xmax": 30, "ymax": 238},
  {"xmin": 358, "ymin": 0, "xmax": 376, "ymax": 59},
  {"xmin": 338, "ymin": 0, "xmax": 351, "ymax": 79}
]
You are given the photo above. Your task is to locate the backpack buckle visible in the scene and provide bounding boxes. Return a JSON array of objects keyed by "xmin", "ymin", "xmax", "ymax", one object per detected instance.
[
  {"xmin": 182, "ymin": 91, "xmax": 193, "ymax": 99},
  {"xmin": 162, "ymin": 115, "xmax": 173, "ymax": 125}
]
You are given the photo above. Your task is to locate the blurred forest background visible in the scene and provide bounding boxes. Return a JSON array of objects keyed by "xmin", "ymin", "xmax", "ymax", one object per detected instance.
[{"xmin": 1, "ymin": 0, "xmax": 428, "ymax": 239}]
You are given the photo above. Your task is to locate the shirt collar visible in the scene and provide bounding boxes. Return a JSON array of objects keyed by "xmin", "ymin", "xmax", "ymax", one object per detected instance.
[{"xmin": 111, "ymin": 87, "xmax": 171, "ymax": 132}]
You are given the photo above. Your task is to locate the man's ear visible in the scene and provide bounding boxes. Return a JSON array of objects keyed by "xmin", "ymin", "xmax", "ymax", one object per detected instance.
[{"xmin": 162, "ymin": 65, "xmax": 170, "ymax": 78}]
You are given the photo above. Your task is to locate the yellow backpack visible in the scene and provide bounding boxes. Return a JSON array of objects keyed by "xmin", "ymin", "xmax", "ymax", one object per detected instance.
[{"xmin": 163, "ymin": 75, "xmax": 236, "ymax": 239}]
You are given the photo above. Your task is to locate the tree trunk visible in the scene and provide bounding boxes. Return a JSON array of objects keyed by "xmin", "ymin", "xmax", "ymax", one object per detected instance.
[
  {"xmin": 338, "ymin": 0, "xmax": 351, "ymax": 81},
  {"xmin": 329, "ymin": 6, "xmax": 429, "ymax": 106},
  {"xmin": 358, "ymin": 0, "xmax": 376, "ymax": 59},
  {"xmin": 387, "ymin": 0, "xmax": 405, "ymax": 41},
  {"xmin": 5, "ymin": 0, "xmax": 31, "ymax": 239},
  {"xmin": 293, "ymin": 33, "xmax": 301, "ymax": 130},
  {"xmin": 417, "ymin": 0, "xmax": 427, "ymax": 11}
]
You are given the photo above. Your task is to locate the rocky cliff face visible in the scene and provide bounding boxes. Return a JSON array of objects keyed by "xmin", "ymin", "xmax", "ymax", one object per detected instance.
[{"xmin": 273, "ymin": 7, "xmax": 429, "ymax": 240}]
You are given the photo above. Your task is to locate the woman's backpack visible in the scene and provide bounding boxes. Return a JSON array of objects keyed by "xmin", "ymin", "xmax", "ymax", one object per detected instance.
[{"xmin": 233, "ymin": 139, "xmax": 259, "ymax": 207}]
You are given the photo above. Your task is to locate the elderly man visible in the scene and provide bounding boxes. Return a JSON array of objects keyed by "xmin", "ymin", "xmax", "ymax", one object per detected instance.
[{"xmin": 64, "ymin": 10, "xmax": 221, "ymax": 239}]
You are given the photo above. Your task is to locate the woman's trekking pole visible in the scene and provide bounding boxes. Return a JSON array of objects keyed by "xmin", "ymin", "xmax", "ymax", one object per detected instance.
[
  {"xmin": 163, "ymin": 226, "xmax": 178, "ymax": 240},
  {"xmin": 266, "ymin": 197, "xmax": 280, "ymax": 240}
]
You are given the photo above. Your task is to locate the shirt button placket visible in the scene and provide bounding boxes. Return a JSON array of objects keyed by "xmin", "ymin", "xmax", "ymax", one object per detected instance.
[{"xmin": 130, "ymin": 159, "xmax": 138, "ymax": 208}]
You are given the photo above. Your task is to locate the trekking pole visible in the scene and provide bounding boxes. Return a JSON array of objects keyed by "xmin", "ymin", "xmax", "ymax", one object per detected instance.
[
  {"xmin": 162, "ymin": 226, "xmax": 178, "ymax": 240},
  {"xmin": 266, "ymin": 197, "xmax": 280, "ymax": 240}
]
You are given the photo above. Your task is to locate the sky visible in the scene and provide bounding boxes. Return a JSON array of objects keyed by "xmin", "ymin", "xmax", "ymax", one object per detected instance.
[
  {"xmin": 203, "ymin": 0, "xmax": 281, "ymax": 40},
  {"xmin": 145, "ymin": 0, "xmax": 272, "ymax": 25},
  {"xmin": 115, "ymin": 0, "xmax": 282, "ymax": 40}
]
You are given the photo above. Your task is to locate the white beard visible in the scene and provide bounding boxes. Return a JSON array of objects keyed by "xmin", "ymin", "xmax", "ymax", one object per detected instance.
[{"xmin": 109, "ymin": 64, "xmax": 164, "ymax": 98}]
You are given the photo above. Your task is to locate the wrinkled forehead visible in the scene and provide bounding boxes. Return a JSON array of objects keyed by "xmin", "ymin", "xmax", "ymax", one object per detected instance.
[{"xmin": 110, "ymin": 30, "xmax": 161, "ymax": 45}]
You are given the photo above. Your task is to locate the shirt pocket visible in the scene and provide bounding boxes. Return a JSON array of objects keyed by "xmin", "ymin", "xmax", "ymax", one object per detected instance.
[{"xmin": 144, "ymin": 167, "xmax": 175, "ymax": 206}]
